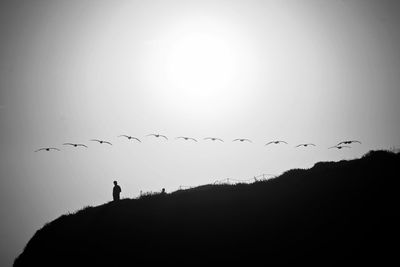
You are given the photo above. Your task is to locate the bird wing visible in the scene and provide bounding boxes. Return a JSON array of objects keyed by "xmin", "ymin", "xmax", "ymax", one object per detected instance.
[
  {"xmin": 104, "ymin": 141, "xmax": 112, "ymax": 145},
  {"xmin": 35, "ymin": 148, "xmax": 45, "ymax": 152},
  {"xmin": 244, "ymin": 139, "xmax": 252, "ymax": 142},
  {"xmin": 279, "ymin": 141, "xmax": 288, "ymax": 144},
  {"xmin": 217, "ymin": 138, "xmax": 224, "ymax": 142},
  {"xmin": 118, "ymin": 135, "xmax": 129, "ymax": 138},
  {"xmin": 204, "ymin": 137, "xmax": 212, "ymax": 140},
  {"xmin": 233, "ymin": 139, "xmax": 240, "ymax": 142},
  {"xmin": 295, "ymin": 144, "xmax": 303, "ymax": 147},
  {"xmin": 190, "ymin": 138, "xmax": 198, "ymax": 142},
  {"xmin": 351, "ymin": 140, "xmax": 361, "ymax": 144},
  {"xmin": 50, "ymin": 148, "xmax": 60, "ymax": 151},
  {"xmin": 146, "ymin": 134, "xmax": 156, "ymax": 137},
  {"xmin": 160, "ymin": 135, "xmax": 168, "ymax": 140},
  {"xmin": 328, "ymin": 146, "xmax": 338, "ymax": 149},
  {"xmin": 90, "ymin": 139, "xmax": 101, "ymax": 142},
  {"xmin": 309, "ymin": 143, "xmax": 316, "ymax": 146},
  {"xmin": 265, "ymin": 141, "xmax": 274, "ymax": 146},
  {"xmin": 63, "ymin": 143, "xmax": 74, "ymax": 146},
  {"xmin": 133, "ymin": 137, "xmax": 141, "ymax": 142},
  {"xmin": 77, "ymin": 144, "xmax": 88, "ymax": 148},
  {"xmin": 336, "ymin": 141, "xmax": 345, "ymax": 146}
]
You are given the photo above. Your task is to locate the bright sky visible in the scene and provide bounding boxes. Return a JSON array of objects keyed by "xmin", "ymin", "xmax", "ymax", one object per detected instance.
[{"xmin": 1, "ymin": 0, "xmax": 400, "ymax": 266}]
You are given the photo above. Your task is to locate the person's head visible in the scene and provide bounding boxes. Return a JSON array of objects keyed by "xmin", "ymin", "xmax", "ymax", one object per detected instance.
[{"xmin": 113, "ymin": 181, "xmax": 117, "ymax": 186}]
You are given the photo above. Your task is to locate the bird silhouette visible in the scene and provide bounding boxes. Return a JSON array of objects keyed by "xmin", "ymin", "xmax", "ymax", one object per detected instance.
[
  {"xmin": 176, "ymin": 136, "xmax": 197, "ymax": 142},
  {"xmin": 90, "ymin": 139, "xmax": 112, "ymax": 145},
  {"xmin": 118, "ymin": 135, "xmax": 141, "ymax": 142},
  {"xmin": 146, "ymin": 134, "xmax": 168, "ymax": 140},
  {"xmin": 265, "ymin": 141, "xmax": 288, "ymax": 146},
  {"xmin": 295, "ymin": 143, "xmax": 316, "ymax": 148},
  {"xmin": 63, "ymin": 143, "xmax": 88, "ymax": 148},
  {"xmin": 204, "ymin": 137, "xmax": 224, "ymax": 142},
  {"xmin": 233, "ymin": 138, "xmax": 252, "ymax": 143},
  {"xmin": 329, "ymin": 145, "xmax": 351, "ymax": 150},
  {"xmin": 337, "ymin": 140, "xmax": 361, "ymax": 146},
  {"xmin": 35, "ymin": 147, "xmax": 60, "ymax": 152}
]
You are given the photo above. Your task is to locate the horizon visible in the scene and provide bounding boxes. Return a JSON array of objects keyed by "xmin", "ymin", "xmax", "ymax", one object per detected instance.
[
  {"xmin": 13, "ymin": 148, "xmax": 400, "ymax": 266},
  {"xmin": 1, "ymin": 1, "xmax": 400, "ymax": 266}
]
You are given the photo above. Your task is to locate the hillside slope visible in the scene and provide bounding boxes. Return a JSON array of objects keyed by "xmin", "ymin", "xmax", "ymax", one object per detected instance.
[{"xmin": 14, "ymin": 150, "xmax": 400, "ymax": 266}]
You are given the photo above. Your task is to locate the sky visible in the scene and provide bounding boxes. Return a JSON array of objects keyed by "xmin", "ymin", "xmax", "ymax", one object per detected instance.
[{"xmin": 1, "ymin": 0, "xmax": 400, "ymax": 265}]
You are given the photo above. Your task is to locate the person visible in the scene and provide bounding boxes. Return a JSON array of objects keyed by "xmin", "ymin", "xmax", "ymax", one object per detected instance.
[
  {"xmin": 113, "ymin": 181, "xmax": 121, "ymax": 201},
  {"xmin": 161, "ymin": 188, "xmax": 166, "ymax": 194}
]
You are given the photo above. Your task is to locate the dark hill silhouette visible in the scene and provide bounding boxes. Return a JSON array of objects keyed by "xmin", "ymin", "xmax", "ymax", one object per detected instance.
[{"xmin": 14, "ymin": 150, "xmax": 399, "ymax": 266}]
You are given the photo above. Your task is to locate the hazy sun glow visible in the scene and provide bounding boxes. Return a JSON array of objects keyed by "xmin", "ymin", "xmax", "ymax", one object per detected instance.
[
  {"xmin": 166, "ymin": 32, "xmax": 236, "ymax": 90},
  {"xmin": 147, "ymin": 17, "xmax": 256, "ymax": 119}
]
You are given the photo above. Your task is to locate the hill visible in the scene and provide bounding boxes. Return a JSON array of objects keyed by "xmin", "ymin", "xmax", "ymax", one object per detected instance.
[{"xmin": 14, "ymin": 150, "xmax": 400, "ymax": 266}]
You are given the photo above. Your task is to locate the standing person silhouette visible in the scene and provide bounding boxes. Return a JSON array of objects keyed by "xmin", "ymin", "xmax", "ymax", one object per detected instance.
[{"xmin": 113, "ymin": 181, "xmax": 121, "ymax": 201}]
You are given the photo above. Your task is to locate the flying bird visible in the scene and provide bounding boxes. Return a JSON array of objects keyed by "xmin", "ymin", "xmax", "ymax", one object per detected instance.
[
  {"xmin": 204, "ymin": 137, "xmax": 224, "ymax": 142},
  {"xmin": 90, "ymin": 139, "xmax": 112, "ymax": 145},
  {"xmin": 329, "ymin": 145, "xmax": 351, "ymax": 150},
  {"xmin": 265, "ymin": 141, "xmax": 288, "ymax": 146},
  {"xmin": 146, "ymin": 134, "xmax": 168, "ymax": 140},
  {"xmin": 336, "ymin": 140, "xmax": 361, "ymax": 146},
  {"xmin": 233, "ymin": 138, "xmax": 252, "ymax": 143},
  {"xmin": 295, "ymin": 143, "xmax": 316, "ymax": 148},
  {"xmin": 176, "ymin": 136, "xmax": 198, "ymax": 142},
  {"xmin": 118, "ymin": 135, "xmax": 141, "ymax": 142},
  {"xmin": 35, "ymin": 147, "xmax": 60, "ymax": 152},
  {"xmin": 63, "ymin": 143, "xmax": 88, "ymax": 148}
]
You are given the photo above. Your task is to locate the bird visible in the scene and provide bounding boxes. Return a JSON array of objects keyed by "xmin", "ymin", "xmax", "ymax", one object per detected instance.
[
  {"xmin": 204, "ymin": 137, "xmax": 224, "ymax": 142},
  {"xmin": 63, "ymin": 143, "xmax": 88, "ymax": 148},
  {"xmin": 265, "ymin": 141, "xmax": 288, "ymax": 146},
  {"xmin": 146, "ymin": 134, "xmax": 168, "ymax": 140},
  {"xmin": 90, "ymin": 139, "xmax": 112, "ymax": 145},
  {"xmin": 336, "ymin": 140, "xmax": 361, "ymax": 146},
  {"xmin": 233, "ymin": 138, "xmax": 252, "ymax": 143},
  {"xmin": 176, "ymin": 136, "xmax": 197, "ymax": 142},
  {"xmin": 295, "ymin": 143, "xmax": 316, "ymax": 148},
  {"xmin": 118, "ymin": 135, "xmax": 141, "ymax": 142},
  {"xmin": 329, "ymin": 145, "xmax": 351, "ymax": 150},
  {"xmin": 35, "ymin": 147, "xmax": 60, "ymax": 152}
]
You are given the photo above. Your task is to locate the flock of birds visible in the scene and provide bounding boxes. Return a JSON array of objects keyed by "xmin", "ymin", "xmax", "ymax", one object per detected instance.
[{"xmin": 34, "ymin": 134, "xmax": 362, "ymax": 152}]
